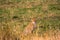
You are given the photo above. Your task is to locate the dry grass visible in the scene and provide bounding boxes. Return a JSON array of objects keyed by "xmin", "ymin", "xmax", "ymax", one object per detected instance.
[{"xmin": 0, "ymin": 0, "xmax": 60, "ymax": 40}]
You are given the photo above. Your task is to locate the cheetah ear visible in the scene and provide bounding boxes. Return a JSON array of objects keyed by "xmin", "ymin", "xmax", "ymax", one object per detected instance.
[{"xmin": 30, "ymin": 16, "xmax": 36, "ymax": 21}]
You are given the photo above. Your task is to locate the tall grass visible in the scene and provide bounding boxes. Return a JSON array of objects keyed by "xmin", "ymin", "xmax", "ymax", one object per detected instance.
[{"xmin": 0, "ymin": 0, "xmax": 60, "ymax": 40}]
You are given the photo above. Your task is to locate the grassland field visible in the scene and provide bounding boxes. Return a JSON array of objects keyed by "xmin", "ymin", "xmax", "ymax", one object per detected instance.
[{"xmin": 0, "ymin": 0, "xmax": 60, "ymax": 40}]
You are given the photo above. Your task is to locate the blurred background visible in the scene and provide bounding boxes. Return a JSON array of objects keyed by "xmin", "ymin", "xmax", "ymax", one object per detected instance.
[{"xmin": 0, "ymin": 0, "xmax": 60, "ymax": 40}]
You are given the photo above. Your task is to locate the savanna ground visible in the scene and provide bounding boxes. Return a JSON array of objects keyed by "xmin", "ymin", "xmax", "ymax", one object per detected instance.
[{"xmin": 0, "ymin": 0, "xmax": 60, "ymax": 40}]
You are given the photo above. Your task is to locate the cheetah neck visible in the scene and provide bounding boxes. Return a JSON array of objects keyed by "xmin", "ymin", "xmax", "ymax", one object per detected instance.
[{"xmin": 32, "ymin": 21, "xmax": 36, "ymax": 24}]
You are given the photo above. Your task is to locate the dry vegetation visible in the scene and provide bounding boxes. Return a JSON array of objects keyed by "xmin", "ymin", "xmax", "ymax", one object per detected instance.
[{"xmin": 0, "ymin": 0, "xmax": 60, "ymax": 40}]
